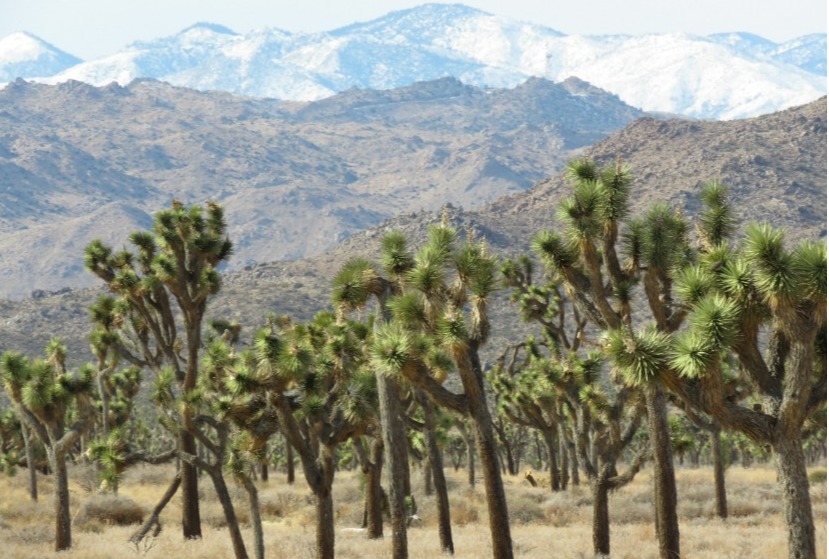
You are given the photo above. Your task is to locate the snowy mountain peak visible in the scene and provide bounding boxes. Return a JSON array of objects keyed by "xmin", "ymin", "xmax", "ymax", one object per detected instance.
[
  {"xmin": 1, "ymin": 3, "xmax": 824, "ymax": 120},
  {"xmin": 180, "ymin": 22, "xmax": 238, "ymax": 36},
  {"xmin": 0, "ymin": 32, "xmax": 77, "ymax": 63},
  {"xmin": 332, "ymin": 3, "xmax": 495, "ymax": 35},
  {"xmin": 0, "ymin": 31, "xmax": 81, "ymax": 81}
]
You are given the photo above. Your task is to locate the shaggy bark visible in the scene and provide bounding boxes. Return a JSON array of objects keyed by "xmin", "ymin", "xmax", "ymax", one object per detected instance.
[
  {"xmin": 774, "ymin": 434, "xmax": 816, "ymax": 559},
  {"xmin": 543, "ymin": 430, "xmax": 560, "ymax": 492},
  {"xmin": 21, "ymin": 424, "xmax": 37, "ymax": 501},
  {"xmin": 456, "ymin": 348, "xmax": 513, "ymax": 559},
  {"xmin": 423, "ymin": 397, "xmax": 454, "ymax": 554},
  {"xmin": 592, "ymin": 477, "xmax": 611, "ymax": 556},
  {"xmin": 51, "ymin": 453, "xmax": 72, "ymax": 551},
  {"xmin": 646, "ymin": 386, "xmax": 680, "ymax": 559},
  {"xmin": 710, "ymin": 427, "xmax": 728, "ymax": 519},
  {"xmin": 180, "ymin": 430, "xmax": 202, "ymax": 539}
]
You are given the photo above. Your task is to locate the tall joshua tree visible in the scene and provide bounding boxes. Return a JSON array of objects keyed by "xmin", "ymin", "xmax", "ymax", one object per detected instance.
[
  {"xmin": 332, "ymin": 237, "xmax": 417, "ymax": 559},
  {"xmin": 1, "ymin": 346, "xmax": 95, "ymax": 551},
  {"xmin": 656, "ymin": 200, "xmax": 825, "ymax": 559},
  {"xmin": 84, "ymin": 200, "xmax": 232, "ymax": 540},
  {"xmin": 491, "ymin": 292, "xmax": 649, "ymax": 556},
  {"xmin": 530, "ymin": 159, "xmax": 687, "ymax": 558},
  {"xmin": 334, "ymin": 223, "xmax": 514, "ymax": 559},
  {"xmin": 249, "ymin": 312, "xmax": 378, "ymax": 559}
]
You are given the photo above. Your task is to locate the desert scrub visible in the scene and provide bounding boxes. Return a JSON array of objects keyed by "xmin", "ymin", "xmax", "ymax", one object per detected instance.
[
  {"xmin": 75, "ymin": 494, "xmax": 144, "ymax": 531},
  {"xmin": 506, "ymin": 491, "xmax": 545, "ymax": 525},
  {"xmin": 449, "ymin": 489, "xmax": 483, "ymax": 526}
]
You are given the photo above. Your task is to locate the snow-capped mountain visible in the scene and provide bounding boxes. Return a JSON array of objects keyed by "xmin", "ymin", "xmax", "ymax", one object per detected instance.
[
  {"xmin": 707, "ymin": 32, "xmax": 827, "ymax": 75},
  {"xmin": 1, "ymin": 3, "xmax": 825, "ymax": 119},
  {"xmin": 0, "ymin": 32, "xmax": 81, "ymax": 82}
]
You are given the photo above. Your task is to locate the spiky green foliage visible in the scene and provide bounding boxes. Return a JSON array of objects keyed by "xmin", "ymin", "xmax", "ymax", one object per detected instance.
[
  {"xmin": 792, "ymin": 241, "xmax": 827, "ymax": 306},
  {"xmin": 565, "ymin": 158, "xmax": 598, "ymax": 182},
  {"xmin": 598, "ymin": 162, "xmax": 632, "ymax": 225},
  {"xmin": 381, "ymin": 231, "xmax": 415, "ymax": 277},
  {"xmin": 639, "ymin": 204, "xmax": 688, "ymax": 271},
  {"xmin": 557, "ymin": 178, "xmax": 602, "ymax": 242},
  {"xmin": 531, "ymin": 230, "xmax": 577, "ymax": 271},
  {"xmin": 331, "ymin": 258, "xmax": 378, "ymax": 310},
  {"xmin": 743, "ymin": 223, "xmax": 796, "ymax": 299},
  {"xmin": 698, "ymin": 180, "xmax": 735, "ymax": 247},
  {"xmin": 371, "ymin": 324, "xmax": 415, "ymax": 376},
  {"xmin": 604, "ymin": 327, "xmax": 672, "ymax": 388}
]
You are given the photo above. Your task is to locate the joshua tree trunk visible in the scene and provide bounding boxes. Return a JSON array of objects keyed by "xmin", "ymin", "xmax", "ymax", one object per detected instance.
[
  {"xmin": 21, "ymin": 423, "xmax": 37, "ymax": 501},
  {"xmin": 543, "ymin": 431, "xmax": 560, "ymax": 492},
  {"xmin": 285, "ymin": 434, "xmax": 295, "ymax": 484},
  {"xmin": 364, "ymin": 437, "xmax": 384, "ymax": 539},
  {"xmin": 569, "ymin": 441, "xmax": 580, "ymax": 486},
  {"xmin": 315, "ymin": 488, "xmax": 336, "ymax": 559},
  {"xmin": 458, "ymin": 421, "xmax": 476, "ymax": 488},
  {"xmin": 774, "ymin": 434, "xmax": 816, "ymax": 559},
  {"xmin": 208, "ymin": 467, "xmax": 249, "ymax": 559},
  {"xmin": 423, "ymin": 397, "xmax": 454, "ymax": 554},
  {"xmin": 180, "ymin": 430, "xmax": 202, "ymax": 539},
  {"xmin": 646, "ymin": 386, "xmax": 680, "ymax": 559},
  {"xmin": 51, "ymin": 451, "xmax": 72, "ymax": 551},
  {"xmin": 710, "ymin": 426, "xmax": 727, "ymax": 519},
  {"xmin": 559, "ymin": 434, "xmax": 569, "ymax": 491},
  {"xmin": 592, "ymin": 476, "xmax": 611, "ymax": 556},
  {"xmin": 424, "ymin": 458, "xmax": 433, "ymax": 496},
  {"xmin": 378, "ymin": 372, "xmax": 410, "ymax": 559},
  {"xmin": 375, "ymin": 291, "xmax": 411, "ymax": 559},
  {"xmin": 130, "ymin": 471, "xmax": 181, "ymax": 544},
  {"xmin": 456, "ymin": 348, "xmax": 513, "ymax": 559},
  {"xmin": 240, "ymin": 475, "xmax": 264, "ymax": 559}
]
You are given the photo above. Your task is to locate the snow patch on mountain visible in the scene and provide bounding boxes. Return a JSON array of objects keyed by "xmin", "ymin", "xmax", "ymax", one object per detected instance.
[
  {"xmin": 0, "ymin": 32, "xmax": 81, "ymax": 81},
  {"xmin": 1, "ymin": 4, "xmax": 825, "ymax": 119}
]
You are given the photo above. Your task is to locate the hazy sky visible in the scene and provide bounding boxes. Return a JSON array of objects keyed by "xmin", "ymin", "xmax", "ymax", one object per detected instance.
[{"xmin": 3, "ymin": 0, "xmax": 826, "ymax": 60}]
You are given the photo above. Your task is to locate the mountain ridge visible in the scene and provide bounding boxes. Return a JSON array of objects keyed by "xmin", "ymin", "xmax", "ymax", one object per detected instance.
[
  {"xmin": 0, "ymin": 3, "xmax": 824, "ymax": 119},
  {"xmin": 0, "ymin": 96, "xmax": 823, "ymax": 363},
  {"xmin": 0, "ymin": 75, "xmax": 646, "ymax": 299}
]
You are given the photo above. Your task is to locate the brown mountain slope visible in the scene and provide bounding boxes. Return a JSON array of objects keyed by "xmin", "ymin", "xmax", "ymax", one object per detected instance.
[
  {"xmin": 0, "ymin": 76, "xmax": 643, "ymax": 298},
  {"xmin": 0, "ymin": 98, "xmax": 824, "ymax": 363}
]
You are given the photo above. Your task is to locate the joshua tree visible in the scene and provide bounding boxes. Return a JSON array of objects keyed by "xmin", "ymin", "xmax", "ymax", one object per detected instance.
[
  {"xmin": 352, "ymin": 433, "xmax": 385, "ymax": 538},
  {"xmin": 245, "ymin": 312, "xmax": 377, "ymax": 559},
  {"xmin": 0, "ymin": 405, "xmax": 42, "ymax": 500},
  {"xmin": 490, "ymin": 349, "xmax": 566, "ymax": 492},
  {"xmin": 334, "ymin": 223, "xmax": 514, "ymax": 559},
  {"xmin": 492, "ymin": 332, "xmax": 649, "ymax": 557},
  {"xmin": 1, "ymin": 346, "xmax": 95, "ymax": 551},
  {"xmin": 85, "ymin": 200, "xmax": 232, "ymax": 540},
  {"xmin": 530, "ymin": 159, "xmax": 693, "ymax": 558},
  {"xmin": 657, "ymin": 217, "xmax": 826, "ymax": 559},
  {"xmin": 408, "ymin": 390, "xmax": 454, "ymax": 553},
  {"xmin": 331, "ymin": 236, "xmax": 418, "ymax": 559}
]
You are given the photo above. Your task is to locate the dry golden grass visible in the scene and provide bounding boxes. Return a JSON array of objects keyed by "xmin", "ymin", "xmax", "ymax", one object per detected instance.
[{"xmin": 0, "ymin": 462, "xmax": 825, "ymax": 558}]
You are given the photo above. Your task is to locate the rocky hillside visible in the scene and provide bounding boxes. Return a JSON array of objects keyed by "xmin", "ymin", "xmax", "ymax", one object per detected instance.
[
  {"xmin": 0, "ymin": 75, "xmax": 645, "ymax": 298},
  {"xmin": 1, "ymin": 97, "xmax": 823, "ymax": 363}
]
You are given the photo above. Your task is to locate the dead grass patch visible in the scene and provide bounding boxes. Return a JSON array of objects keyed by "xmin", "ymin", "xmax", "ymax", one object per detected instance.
[
  {"xmin": 0, "ymin": 463, "xmax": 824, "ymax": 558},
  {"xmin": 75, "ymin": 493, "xmax": 145, "ymax": 530}
]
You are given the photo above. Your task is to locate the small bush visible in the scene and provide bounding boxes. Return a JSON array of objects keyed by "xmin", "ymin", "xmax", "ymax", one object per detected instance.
[
  {"xmin": 508, "ymin": 493, "xmax": 545, "ymax": 525},
  {"xmin": 808, "ymin": 468, "xmax": 827, "ymax": 484},
  {"xmin": 261, "ymin": 492, "xmax": 306, "ymax": 518},
  {"xmin": 76, "ymin": 493, "xmax": 144, "ymax": 527},
  {"xmin": 448, "ymin": 492, "xmax": 481, "ymax": 526},
  {"xmin": 13, "ymin": 524, "xmax": 52, "ymax": 544}
]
